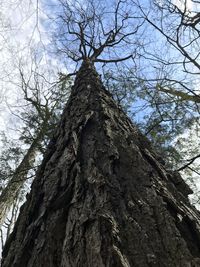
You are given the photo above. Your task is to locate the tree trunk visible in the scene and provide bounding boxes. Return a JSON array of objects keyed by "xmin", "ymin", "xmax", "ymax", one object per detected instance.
[
  {"xmin": 2, "ymin": 61, "xmax": 200, "ymax": 267},
  {"xmin": 0, "ymin": 126, "xmax": 46, "ymax": 228}
]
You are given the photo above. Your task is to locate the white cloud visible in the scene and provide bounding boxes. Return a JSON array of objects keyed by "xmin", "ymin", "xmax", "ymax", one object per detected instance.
[{"xmin": 173, "ymin": 0, "xmax": 193, "ymax": 11}]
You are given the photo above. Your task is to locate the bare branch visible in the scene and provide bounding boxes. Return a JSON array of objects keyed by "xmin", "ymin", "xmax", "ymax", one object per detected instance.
[
  {"xmin": 55, "ymin": 0, "xmax": 143, "ymax": 65},
  {"xmin": 177, "ymin": 154, "xmax": 200, "ymax": 172}
]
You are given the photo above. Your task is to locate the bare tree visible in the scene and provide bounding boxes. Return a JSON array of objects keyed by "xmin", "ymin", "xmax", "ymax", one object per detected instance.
[
  {"xmin": 53, "ymin": 0, "xmax": 144, "ymax": 66},
  {"xmin": 132, "ymin": 0, "xmax": 200, "ymax": 103}
]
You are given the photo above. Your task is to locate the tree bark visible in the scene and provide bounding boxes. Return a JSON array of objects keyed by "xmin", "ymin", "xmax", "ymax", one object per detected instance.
[{"xmin": 2, "ymin": 61, "xmax": 200, "ymax": 267}]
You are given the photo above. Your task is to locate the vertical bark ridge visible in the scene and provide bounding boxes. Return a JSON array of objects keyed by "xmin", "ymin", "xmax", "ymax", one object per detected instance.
[{"xmin": 2, "ymin": 60, "xmax": 200, "ymax": 267}]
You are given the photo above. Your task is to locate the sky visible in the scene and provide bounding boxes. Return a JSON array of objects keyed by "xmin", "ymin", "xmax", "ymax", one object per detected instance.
[{"xmin": 0, "ymin": 0, "xmax": 67, "ymax": 136}]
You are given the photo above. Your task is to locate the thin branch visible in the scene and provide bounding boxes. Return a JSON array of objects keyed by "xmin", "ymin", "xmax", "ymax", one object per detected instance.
[{"xmin": 177, "ymin": 154, "xmax": 200, "ymax": 171}]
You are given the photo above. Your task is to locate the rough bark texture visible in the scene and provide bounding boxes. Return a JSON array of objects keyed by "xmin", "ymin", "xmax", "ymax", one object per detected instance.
[{"xmin": 2, "ymin": 61, "xmax": 200, "ymax": 267}]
